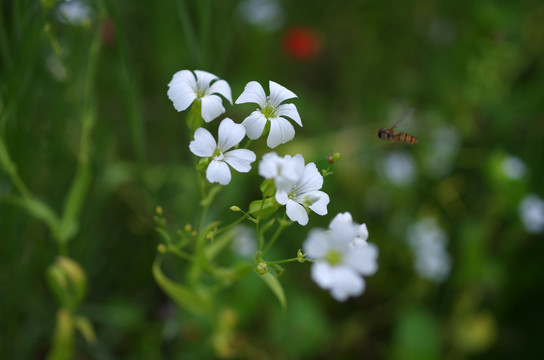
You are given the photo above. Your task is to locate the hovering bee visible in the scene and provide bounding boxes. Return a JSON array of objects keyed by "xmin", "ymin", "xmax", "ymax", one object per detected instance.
[{"xmin": 376, "ymin": 108, "xmax": 419, "ymax": 144}]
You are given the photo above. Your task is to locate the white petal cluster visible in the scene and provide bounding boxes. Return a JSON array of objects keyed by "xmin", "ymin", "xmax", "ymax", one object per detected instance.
[
  {"xmin": 303, "ymin": 212, "xmax": 379, "ymax": 302},
  {"xmin": 407, "ymin": 217, "xmax": 451, "ymax": 283},
  {"xmin": 168, "ymin": 70, "xmax": 232, "ymax": 122},
  {"xmin": 236, "ymin": 81, "xmax": 302, "ymax": 148},
  {"xmin": 259, "ymin": 152, "xmax": 329, "ymax": 225},
  {"xmin": 189, "ymin": 118, "xmax": 256, "ymax": 185}
]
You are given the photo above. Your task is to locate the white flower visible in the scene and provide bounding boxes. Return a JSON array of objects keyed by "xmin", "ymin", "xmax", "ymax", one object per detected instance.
[
  {"xmin": 237, "ymin": 0, "xmax": 285, "ymax": 32},
  {"xmin": 272, "ymin": 155, "xmax": 329, "ymax": 226},
  {"xmin": 519, "ymin": 194, "xmax": 544, "ymax": 234},
  {"xmin": 407, "ymin": 217, "xmax": 451, "ymax": 283},
  {"xmin": 235, "ymin": 81, "xmax": 302, "ymax": 148},
  {"xmin": 167, "ymin": 70, "xmax": 232, "ymax": 122},
  {"xmin": 58, "ymin": 0, "xmax": 93, "ymax": 26},
  {"xmin": 303, "ymin": 213, "xmax": 379, "ymax": 302},
  {"xmin": 232, "ymin": 226, "xmax": 257, "ymax": 258},
  {"xmin": 381, "ymin": 151, "xmax": 417, "ymax": 186},
  {"xmin": 258, "ymin": 152, "xmax": 304, "ymax": 192},
  {"xmin": 189, "ymin": 118, "xmax": 256, "ymax": 185},
  {"xmin": 502, "ymin": 155, "xmax": 527, "ymax": 180}
]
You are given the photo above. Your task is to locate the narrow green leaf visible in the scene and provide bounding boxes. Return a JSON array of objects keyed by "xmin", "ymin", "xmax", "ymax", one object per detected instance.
[
  {"xmin": 8, "ymin": 196, "xmax": 60, "ymax": 239},
  {"xmin": 73, "ymin": 315, "xmax": 96, "ymax": 345},
  {"xmin": 152, "ymin": 257, "xmax": 212, "ymax": 317},
  {"xmin": 200, "ymin": 184, "xmax": 222, "ymax": 207},
  {"xmin": 59, "ymin": 163, "xmax": 92, "ymax": 242},
  {"xmin": 258, "ymin": 272, "xmax": 286, "ymax": 310},
  {"xmin": 205, "ymin": 229, "xmax": 234, "ymax": 260}
]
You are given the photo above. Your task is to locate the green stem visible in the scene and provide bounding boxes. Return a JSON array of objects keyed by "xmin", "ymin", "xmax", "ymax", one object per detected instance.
[
  {"xmin": 262, "ymin": 217, "xmax": 290, "ymax": 254},
  {"xmin": 168, "ymin": 246, "xmax": 195, "ymax": 261},
  {"xmin": 266, "ymin": 257, "xmax": 304, "ymax": 265},
  {"xmin": 0, "ymin": 136, "xmax": 32, "ymax": 199},
  {"xmin": 213, "ymin": 215, "xmax": 247, "ymax": 237}
]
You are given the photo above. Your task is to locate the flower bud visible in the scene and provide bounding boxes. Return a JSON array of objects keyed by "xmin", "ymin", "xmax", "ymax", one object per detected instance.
[{"xmin": 256, "ymin": 262, "xmax": 269, "ymax": 275}]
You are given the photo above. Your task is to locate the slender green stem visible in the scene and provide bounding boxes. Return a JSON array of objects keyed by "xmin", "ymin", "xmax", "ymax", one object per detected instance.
[
  {"xmin": 168, "ymin": 246, "xmax": 195, "ymax": 261},
  {"xmin": 263, "ymin": 217, "xmax": 290, "ymax": 254},
  {"xmin": 266, "ymin": 257, "xmax": 306, "ymax": 265},
  {"xmin": 213, "ymin": 215, "xmax": 247, "ymax": 237}
]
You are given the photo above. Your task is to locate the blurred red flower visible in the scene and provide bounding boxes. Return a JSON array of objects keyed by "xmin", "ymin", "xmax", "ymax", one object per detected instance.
[{"xmin": 282, "ymin": 27, "xmax": 321, "ymax": 61}]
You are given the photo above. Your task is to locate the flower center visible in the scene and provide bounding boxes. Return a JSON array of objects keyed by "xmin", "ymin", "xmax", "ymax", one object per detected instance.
[
  {"xmin": 325, "ymin": 249, "xmax": 343, "ymax": 266},
  {"xmin": 262, "ymin": 101, "xmax": 276, "ymax": 119},
  {"xmin": 213, "ymin": 148, "xmax": 224, "ymax": 160},
  {"xmin": 302, "ymin": 194, "xmax": 319, "ymax": 207}
]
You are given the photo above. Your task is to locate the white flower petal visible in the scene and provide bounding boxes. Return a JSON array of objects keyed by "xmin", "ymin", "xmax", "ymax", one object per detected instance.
[
  {"xmin": 311, "ymin": 262, "xmax": 336, "ymax": 288},
  {"xmin": 208, "ymin": 79, "xmax": 232, "ymax": 104},
  {"xmin": 235, "ymin": 81, "xmax": 267, "ymax": 106},
  {"xmin": 329, "ymin": 212, "xmax": 354, "ymax": 231},
  {"xmin": 286, "ymin": 199, "xmax": 309, "ymax": 225},
  {"xmin": 224, "ymin": 149, "xmax": 256, "ymax": 173},
  {"xmin": 189, "ymin": 128, "xmax": 216, "ymax": 157},
  {"xmin": 303, "ymin": 229, "xmax": 329, "ymax": 258},
  {"xmin": 268, "ymin": 81, "xmax": 297, "ymax": 107},
  {"xmin": 345, "ymin": 243, "xmax": 379, "ymax": 276},
  {"xmin": 217, "ymin": 118, "xmax": 246, "ymax": 151},
  {"xmin": 328, "ymin": 268, "xmax": 365, "ymax": 302},
  {"xmin": 307, "ymin": 191, "xmax": 329, "ymax": 216},
  {"xmin": 167, "ymin": 70, "xmax": 197, "ymax": 111},
  {"xmin": 258, "ymin": 152, "xmax": 281, "ymax": 179},
  {"xmin": 242, "ymin": 111, "xmax": 268, "ymax": 140},
  {"xmin": 296, "ymin": 162, "xmax": 323, "ymax": 194},
  {"xmin": 194, "ymin": 70, "xmax": 217, "ymax": 89},
  {"xmin": 206, "ymin": 160, "xmax": 232, "ymax": 185},
  {"xmin": 275, "ymin": 190, "xmax": 289, "ymax": 205},
  {"xmin": 358, "ymin": 223, "xmax": 369, "ymax": 242},
  {"xmin": 201, "ymin": 94, "xmax": 226, "ymax": 122},
  {"xmin": 276, "ymin": 103, "xmax": 302, "ymax": 127},
  {"xmin": 267, "ymin": 116, "xmax": 295, "ymax": 148},
  {"xmin": 310, "ymin": 263, "xmax": 365, "ymax": 301}
]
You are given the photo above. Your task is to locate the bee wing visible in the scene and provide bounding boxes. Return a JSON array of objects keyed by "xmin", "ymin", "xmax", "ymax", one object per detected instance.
[{"xmin": 391, "ymin": 107, "xmax": 415, "ymax": 130}]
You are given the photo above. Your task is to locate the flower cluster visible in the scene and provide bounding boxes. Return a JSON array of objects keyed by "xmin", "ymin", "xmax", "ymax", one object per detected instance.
[
  {"xmin": 259, "ymin": 152, "xmax": 329, "ymax": 225},
  {"xmin": 166, "ymin": 69, "xmax": 378, "ymax": 302}
]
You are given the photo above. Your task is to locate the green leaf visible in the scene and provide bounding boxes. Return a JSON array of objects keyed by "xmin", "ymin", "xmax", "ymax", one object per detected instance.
[
  {"xmin": 200, "ymin": 184, "xmax": 222, "ymax": 207},
  {"xmin": 205, "ymin": 229, "xmax": 234, "ymax": 260},
  {"xmin": 8, "ymin": 196, "xmax": 61, "ymax": 240},
  {"xmin": 260, "ymin": 179, "xmax": 276, "ymax": 198},
  {"xmin": 152, "ymin": 257, "xmax": 213, "ymax": 317},
  {"xmin": 258, "ymin": 272, "xmax": 286, "ymax": 310},
  {"xmin": 59, "ymin": 162, "xmax": 92, "ymax": 242},
  {"xmin": 248, "ymin": 197, "xmax": 280, "ymax": 219},
  {"xmin": 73, "ymin": 315, "xmax": 96, "ymax": 345}
]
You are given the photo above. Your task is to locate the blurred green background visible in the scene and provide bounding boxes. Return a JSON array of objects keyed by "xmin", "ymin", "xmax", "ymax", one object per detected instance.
[{"xmin": 1, "ymin": 0, "xmax": 544, "ymax": 358}]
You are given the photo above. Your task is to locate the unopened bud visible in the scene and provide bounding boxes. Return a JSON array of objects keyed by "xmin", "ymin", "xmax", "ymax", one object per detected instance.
[
  {"xmin": 230, "ymin": 205, "xmax": 241, "ymax": 212},
  {"xmin": 256, "ymin": 262, "xmax": 268, "ymax": 275},
  {"xmin": 157, "ymin": 244, "xmax": 167, "ymax": 254},
  {"xmin": 156, "ymin": 206, "xmax": 163, "ymax": 216},
  {"xmin": 297, "ymin": 249, "xmax": 306, "ymax": 263}
]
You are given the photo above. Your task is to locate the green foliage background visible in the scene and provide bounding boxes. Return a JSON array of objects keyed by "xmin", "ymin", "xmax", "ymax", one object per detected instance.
[{"xmin": 1, "ymin": 0, "xmax": 544, "ymax": 358}]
